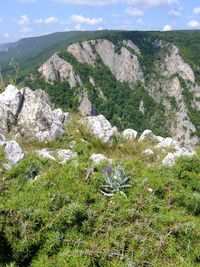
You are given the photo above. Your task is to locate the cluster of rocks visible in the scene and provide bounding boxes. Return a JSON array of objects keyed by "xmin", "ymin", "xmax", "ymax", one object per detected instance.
[{"xmin": 0, "ymin": 84, "xmax": 196, "ymax": 171}]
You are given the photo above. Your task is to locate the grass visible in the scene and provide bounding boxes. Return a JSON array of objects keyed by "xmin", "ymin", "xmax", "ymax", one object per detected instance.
[{"xmin": 0, "ymin": 115, "xmax": 200, "ymax": 267}]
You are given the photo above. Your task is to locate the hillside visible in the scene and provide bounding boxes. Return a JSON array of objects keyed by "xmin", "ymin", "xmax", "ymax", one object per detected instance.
[{"xmin": 0, "ymin": 84, "xmax": 200, "ymax": 267}]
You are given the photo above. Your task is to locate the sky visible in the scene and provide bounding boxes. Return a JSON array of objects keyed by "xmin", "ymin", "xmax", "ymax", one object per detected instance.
[{"xmin": 0, "ymin": 0, "xmax": 200, "ymax": 43}]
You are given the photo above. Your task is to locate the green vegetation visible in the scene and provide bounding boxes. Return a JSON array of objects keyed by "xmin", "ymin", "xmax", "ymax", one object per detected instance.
[{"xmin": 0, "ymin": 119, "xmax": 200, "ymax": 267}]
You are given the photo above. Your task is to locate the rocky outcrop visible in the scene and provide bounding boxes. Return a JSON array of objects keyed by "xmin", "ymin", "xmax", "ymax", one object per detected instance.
[
  {"xmin": 0, "ymin": 134, "xmax": 24, "ymax": 169},
  {"xmin": 81, "ymin": 114, "xmax": 117, "ymax": 143},
  {"xmin": 38, "ymin": 53, "xmax": 81, "ymax": 87},
  {"xmin": 96, "ymin": 39, "xmax": 144, "ymax": 84},
  {"xmin": 164, "ymin": 45, "xmax": 195, "ymax": 83},
  {"xmin": 0, "ymin": 85, "xmax": 70, "ymax": 142},
  {"xmin": 147, "ymin": 43, "xmax": 198, "ymax": 147},
  {"xmin": 67, "ymin": 41, "xmax": 96, "ymax": 66},
  {"xmin": 67, "ymin": 39, "xmax": 144, "ymax": 85},
  {"xmin": 123, "ymin": 39, "xmax": 141, "ymax": 55},
  {"xmin": 36, "ymin": 148, "xmax": 77, "ymax": 164}
]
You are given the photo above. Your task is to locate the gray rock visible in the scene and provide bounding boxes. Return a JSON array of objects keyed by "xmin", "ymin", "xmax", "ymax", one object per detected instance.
[
  {"xmin": 79, "ymin": 93, "xmax": 97, "ymax": 116},
  {"xmin": 0, "ymin": 84, "xmax": 23, "ymax": 116},
  {"xmin": 81, "ymin": 114, "xmax": 117, "ymax": 143},
  {"xmin": 155, "ymin": 137, "xmax": 180, "ymax": 150},
  {"xmin": 67, "ymin": 39, "xmax": 144, "ymax": 85},
  {"xmin": 138, "ymin": 130, "xmax": 158, "ymax": 142},
  {"xmin": 67, "ymin": 41, "xmax": 96, "ymax": 66},
  {"xmin": 96, "ymin": 39, "xmax": 144, "ymax": 84},
  {"xmin": 36, "ymin": 148, "xmax": 77, "ymax": 164},
  {"xmin": 122, "ymin": 129, "xmax": 138, "ymax": 141},
  {"xmin": 38, "ymin": 53, "xmax": 82, "ymax": 87},
  {"xmin": 123, "ymin": 39, "xmax": 141, "ymax": 55},
  {"xmin": 162, "ymin": 147, "xmax": 196, "ymax": 166},
  {"xmin": 16, "ymin": 87, "xmax": 65, "ymax": 141},
  {"xmin": 2, "ymin": 140, "xmax": 24, "ymax": 169},
  {"xmin": 90, "ymin": 153, "xmax": 113, "ymax": 165},
  {"xmin": 0, "ymin": 85, "xmax": 70, "ymax": 142}
]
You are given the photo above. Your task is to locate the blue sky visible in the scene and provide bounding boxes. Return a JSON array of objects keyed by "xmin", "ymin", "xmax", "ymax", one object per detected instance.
[{"xmin": 0, "ymin": 0, "xmax": 200, "ymax": 43}]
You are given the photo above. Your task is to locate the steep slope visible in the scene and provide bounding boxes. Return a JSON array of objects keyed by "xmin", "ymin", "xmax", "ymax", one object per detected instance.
[{"xmin": 34, "ymin": 35, "xmax": 200, "ymax": 147}]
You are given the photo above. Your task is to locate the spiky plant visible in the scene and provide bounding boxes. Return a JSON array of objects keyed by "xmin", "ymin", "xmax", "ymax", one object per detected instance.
[{"xmin": 101, "ymin": 166, "xmax": 131, "ymax": 197}]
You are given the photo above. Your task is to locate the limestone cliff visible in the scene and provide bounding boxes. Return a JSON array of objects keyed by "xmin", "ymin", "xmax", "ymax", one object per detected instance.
[{"xmin": 38, "ymin": 38, "xmax": 200, "ymax": 147}]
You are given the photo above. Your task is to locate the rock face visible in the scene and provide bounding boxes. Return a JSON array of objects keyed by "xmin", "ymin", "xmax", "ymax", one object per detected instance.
[
  {"xmin": 147, "ymin": 43, "xmax": 198, "ymax": 147},
  {"xmin": 164, "ymin": 45, "xmax": 195, "ymax": 83},
  {"xmin": 38, "ymin": 53, "xmax": 81, "ymax": 87},
  {"xmin": 67, "ymin": 39, "xmax": 144, "ymax": 84},
  {"xmin": 81, "ymin": 114, "xmax": 117, "ymax": 143},
  {"xmin": 67, "ymin": 41, "xmax": 96, "ymax": 66},
  {"xmin": 0, "ymin": 85, "xmax": 70, "ymax": 141},
  {"xmin": 0, "ymin": 134, "xmax": 24, "ymax": 169}
]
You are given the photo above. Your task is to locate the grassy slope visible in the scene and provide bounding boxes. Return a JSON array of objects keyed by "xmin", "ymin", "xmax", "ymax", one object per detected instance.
[{"xmin": 0, "ymin": 116, "xmax": 200, "ymax": 267}]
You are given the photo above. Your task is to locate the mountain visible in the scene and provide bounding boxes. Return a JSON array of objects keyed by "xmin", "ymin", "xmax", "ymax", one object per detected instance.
[{"xmin": 1, "ymin": 30, "xmax": 200, "ymax": 147}]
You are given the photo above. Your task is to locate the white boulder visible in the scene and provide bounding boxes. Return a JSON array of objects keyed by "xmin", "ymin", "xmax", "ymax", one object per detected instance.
[
  {"xmin": 0, "ymin": 85, "xmax": 70, "ymax": 141},
  {"xmin": 81, "ymin": 114, "xmax": 117, "ymax": 143},
  {"xmin": 122, "ymin": 129, "xmax": 138, "ymax": 141},
  {"xmin": 155, "ymin": 137, "xmax": 180, "ymax": 150},
  {"xmin": 2, "ymin": 140, "xmax": 24, "ymax": 169}
]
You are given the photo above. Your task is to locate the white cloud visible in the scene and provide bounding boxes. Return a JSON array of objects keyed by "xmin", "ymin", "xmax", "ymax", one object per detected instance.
[
  {"xmin": 70, "ymin": 15, "xmax": 103, "ymax": 25},
  {"xmin": 193, "ymin": 7, "xmax": 200, "ymax": 15},
  {"xmin": 187, "ymin": 20, "xmax": 200, "ymax": 28},
  {"xmin": 125, "ymin": 7, "xmax": 144, "ymax": 16},
  {"xmin": 20, "ymin": 27, "xmax": 32, "ymax": 33},
  {"xmin": 44, "ymin": 17, "xmax": 59, "ymax": 24},
  {"xmin": 56, "ymin": 0, "xmax": 179, "ymax": 8},
  {"xmin": 34, "ymin": 17, "xmax": 59, "ymax": 24},
  {"xmin": 163, "ymin": 24, "xmax": 173, "ymax": 31},
  {"xmin": 75, "ymin": 24, "xmax": 81, "ymax": 30},
  {"xmin": 168, "ymin": 9, "xmax": 181, "ymax": 17},
  {"xmin": 126, "ymin": 0, "xmax": 179, "ymax": 8},
  {"xmin": 57, "ymin": 0, "xmax": 118, "ymax": 6},
  {"xmin": 17, "ymin": 15, "xmax": 30, "ymax": 25},
  {"xmin": 4, "ymin": 32, "xmax": 10, "ymax": 38}
]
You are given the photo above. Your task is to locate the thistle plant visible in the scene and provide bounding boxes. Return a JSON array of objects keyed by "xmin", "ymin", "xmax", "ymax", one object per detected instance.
[{"xmin": 101, "ymin": 165, "xmax": 131, "ymax": 197}]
